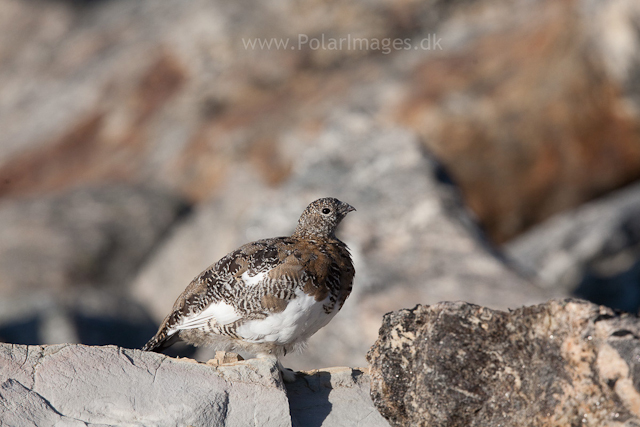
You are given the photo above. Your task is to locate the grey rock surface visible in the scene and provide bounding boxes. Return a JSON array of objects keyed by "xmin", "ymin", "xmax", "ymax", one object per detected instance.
[
  {"xmin": 0, "ymin": 185, "xmax": 186, "ymax": 349},
  {"xmin": 0, "ymin": 185, "xmax": 187, "ymax": 295},
  {"xmin": 506, "ymin": 182, "xmax": 640, "ymax": 312},
  {"xmin": 0, "ymin": 290, "xmax": 158, "ymax": 350},
  {"xmin": 0, "ymin": 343, "xmax": 384, "ymax": 427},
  {"xmin": 0, "ymin": 344, "xmax": 290, "ymax": 427},
  {"xmin": 288, "ymin": 367, "xmax": 390, "ymax": 427},
  {"xmin": 368, "ymin": 299, "xmax": 640, "ymax": 427},
  {"xmin": 132, "ymin": 108, "xmax": 560, "ymax": 371}
]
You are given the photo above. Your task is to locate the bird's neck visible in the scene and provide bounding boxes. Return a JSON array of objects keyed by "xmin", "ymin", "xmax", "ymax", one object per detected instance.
[{"xmin": 291, "ymin": 228, "xmax": 335, "ymax": 241}]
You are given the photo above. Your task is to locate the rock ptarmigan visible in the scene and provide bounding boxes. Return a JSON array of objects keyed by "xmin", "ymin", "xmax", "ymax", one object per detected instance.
[{"xmin": 142, "ymin": 197, "xmax": 355, "ymax": 381}]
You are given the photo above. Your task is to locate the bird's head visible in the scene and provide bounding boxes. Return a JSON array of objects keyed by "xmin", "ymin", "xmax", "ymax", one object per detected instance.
[{"xmin": 293, "ymin": 197, "xmax": 355, "ymax": 239}]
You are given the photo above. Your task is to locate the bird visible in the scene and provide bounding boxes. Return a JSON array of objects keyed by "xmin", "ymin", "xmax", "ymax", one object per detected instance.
[{"xmin": 142, "ymin": 197, "xmax": 356, "ymax": 382}]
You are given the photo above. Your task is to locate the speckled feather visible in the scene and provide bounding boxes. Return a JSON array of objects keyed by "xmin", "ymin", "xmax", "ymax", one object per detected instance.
[{"xmin": 142, "ymin": 198, "xmax": 355, "ymax": 358}]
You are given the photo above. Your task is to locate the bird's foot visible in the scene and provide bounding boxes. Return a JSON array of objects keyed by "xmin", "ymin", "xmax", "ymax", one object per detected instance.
[
  {"xmin": 277, "ymin": 361, "xmax": 297, "ymax": 383},
  {"xmin": 205, "ymin": 351, "xmax": 244, "ymax": 366}
]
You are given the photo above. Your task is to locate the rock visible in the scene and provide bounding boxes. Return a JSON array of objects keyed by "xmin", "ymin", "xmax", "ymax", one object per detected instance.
[
  {"xmin": 0, "ymin": 184, "xmax": 188, "ymax": 295},
  {"xmin": 0, "ymin": 344, "xmax": 383, "ymax": 427},
  {"xmin": 206, "ymin": 350, "xmax": 245, "ymax": 366},
  {"xmin": 288, "ymin": 367, "xmax": 390, "ymax": 427},
  {"xmin": 398, "ymin": 0, "xmax": 640, "ymax": 242},
  {"xmin": 0, "ymin": 0, "xmax": 432, "ymax": 202},
  {"xmin": 368, "ymin": 299, "xmax": 640, "ymax": 427},
  {"xmin": 0, "ymin": 184, "xmax": 187, "ymax": 349},
  {"xmin": 506, "ymin": 182, "xmax": 640, "ymax": 312},
  {"xmin": 0, "ymin": 344, "xmax": 289, "ymax": 426},
  {"xmin": 132, "ymin": 109, "xmax": 558, "ymax": 370},
  {"xmin": 0, "ymin": 290, "xmax": 159, "ymax": 350}
]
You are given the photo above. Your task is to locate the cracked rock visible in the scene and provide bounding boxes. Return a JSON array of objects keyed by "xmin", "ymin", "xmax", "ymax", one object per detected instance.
[
  {"xmin": 0, "ymin": 344, "xmax": 290, "ymax": 426},
  {"xmin": 0, "ymin": 344, "xmax": 385, "ymax": 426},
  {"xmin": 367, "ymin": 299, "xmax": 640, "ymax": 427}
]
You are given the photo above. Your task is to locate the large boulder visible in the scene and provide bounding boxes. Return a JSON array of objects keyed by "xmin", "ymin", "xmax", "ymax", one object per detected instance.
[
  {"xmin": 398, "ymin": 0, "xmax": 640, "ymax": 242},
  {"xmin": 368, "ymin": 299, "xmax": 640, "ymax": 427}
]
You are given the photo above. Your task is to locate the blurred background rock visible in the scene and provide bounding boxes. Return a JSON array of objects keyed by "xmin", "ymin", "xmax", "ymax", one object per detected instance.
[{"xmin": 1, "ymin": 0, "xmax": 640, "ymax": 369}]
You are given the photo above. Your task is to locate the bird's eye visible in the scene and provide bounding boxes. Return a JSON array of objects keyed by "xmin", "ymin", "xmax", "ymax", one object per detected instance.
[{"xmin": 322, "ymin": 208, "xmax": 331, "ymax": 215}]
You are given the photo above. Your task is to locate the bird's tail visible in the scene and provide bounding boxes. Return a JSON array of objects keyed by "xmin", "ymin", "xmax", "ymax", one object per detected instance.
[{"xmin": 141, "ymin": 331, "xmax": 179, "ymax": 353}]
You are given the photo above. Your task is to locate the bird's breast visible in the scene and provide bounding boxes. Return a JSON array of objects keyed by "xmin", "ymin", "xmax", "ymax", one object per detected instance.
[{"xmin": 235, "ymin": 289, "xmax": 337, "ymax": 345}]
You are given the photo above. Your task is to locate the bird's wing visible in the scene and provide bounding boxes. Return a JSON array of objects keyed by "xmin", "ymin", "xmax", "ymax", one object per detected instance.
[
  {"xmin": 167, "ymin": 238, "xmax": 314, "ymax": 333},
  {"xmin": 176, "ymin": 299, "xmax": 243, "ymax": 330}
]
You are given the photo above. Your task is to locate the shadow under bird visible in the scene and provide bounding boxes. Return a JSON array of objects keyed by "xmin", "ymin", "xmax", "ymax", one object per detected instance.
[{"xmin": 142, "ymin": 197, "xmax": 356, "ymax": 381}]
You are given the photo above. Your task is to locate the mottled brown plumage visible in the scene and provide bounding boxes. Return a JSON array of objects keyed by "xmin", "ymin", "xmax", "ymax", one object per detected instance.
[{"xmin": 142, "ymin": 198, "xmax": 355, "ymax": 379}]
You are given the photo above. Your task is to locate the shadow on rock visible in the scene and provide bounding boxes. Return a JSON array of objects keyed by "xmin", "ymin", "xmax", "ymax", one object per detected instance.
[
  {"xmin": 286, "ymin": 371, "xmax": 333, "ymax": 427},
  {"xmin": 286, "ymin": 367, "xmax": 390, "ymax": 427}
]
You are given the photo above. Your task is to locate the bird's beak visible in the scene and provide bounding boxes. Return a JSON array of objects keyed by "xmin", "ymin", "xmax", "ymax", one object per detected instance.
[{"xmin": 340, "ymin": 203, "xmax": 356, "ymax": 214}]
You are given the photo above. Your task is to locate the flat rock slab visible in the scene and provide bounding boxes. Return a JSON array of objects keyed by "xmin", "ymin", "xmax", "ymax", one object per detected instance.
[
  {"xmin": 0, "ymin": 344, "xmax": 386, "ymax": 426},
  {"xmin": 368, "ymin": 299, "xmax": 640, "ymax": 427},
  {"xmin": 0, "ymin": 344, "xmax": 290, "ymax": 427}
]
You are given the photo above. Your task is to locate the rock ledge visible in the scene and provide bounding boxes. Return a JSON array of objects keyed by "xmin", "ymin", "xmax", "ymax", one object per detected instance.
[{"xmin": 0, "ymin": 343, "xmax": 388, "ymax": 427}]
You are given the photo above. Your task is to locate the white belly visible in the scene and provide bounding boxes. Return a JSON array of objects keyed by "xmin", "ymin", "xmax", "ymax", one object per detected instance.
[{"xmin": 236, "ymin": 289, "xmax": 336, "ymax": 345}]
